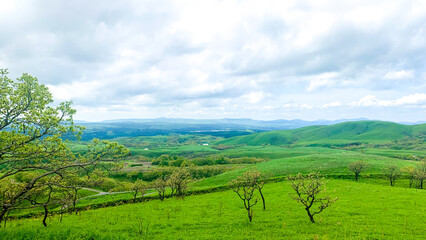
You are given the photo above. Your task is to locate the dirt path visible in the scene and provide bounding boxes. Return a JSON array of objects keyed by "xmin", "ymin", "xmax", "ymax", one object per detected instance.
[{"xmin": 78, "ymin": 187, "xmax": 155, "ymax": 201}]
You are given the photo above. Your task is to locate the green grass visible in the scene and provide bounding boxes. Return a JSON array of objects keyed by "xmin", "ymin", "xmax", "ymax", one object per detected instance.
[
  {"xmin": 356, "ymin": 148, "xmax": 426, "ymax": 160},
  {"xmin": 191, "ymin": 148, "xmax": 419, "ymax": 188},
  {"xmin": 218, "ymin": 121, "xmax": 426, "ymax": 146},
  {"xmin": 2, "ymin": 180, "xmax": 425, "ymax": 239}
]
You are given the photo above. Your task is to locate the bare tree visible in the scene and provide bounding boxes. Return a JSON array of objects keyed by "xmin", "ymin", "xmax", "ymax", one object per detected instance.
[
  {"xmin": 228, "ymin": 171, "xmax": 259, "ymax": 222},
  {"xmin": 383, "ymin": 165, "xmax": 400, "ymax": 186},
  {"xmin": 289, "ymin": 173, "xmax": 337, "ymax": 223},
  {"xmin": 348, "ymin": 161, "xmax": 367, "ymax": 181},
  {"xmin": 245, "ymin": 170, "xmax": 267, "ymax": 210}
]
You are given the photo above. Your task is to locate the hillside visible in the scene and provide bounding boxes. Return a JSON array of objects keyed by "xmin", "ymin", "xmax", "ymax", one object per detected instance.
[
  {"xmin": 217, "ymin": 121, "xmax": 426, "ymax": 146},
  {"xmin": 3, "ymin": 180, "xmax": 425, "ymax": 239}
]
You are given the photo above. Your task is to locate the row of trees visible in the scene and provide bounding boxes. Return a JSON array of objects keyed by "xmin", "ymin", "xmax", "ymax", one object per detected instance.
[
  {"xmin": 348, "ymin": 160, "xmax": 426, "ymax": 188},
  {"xmin": 151, "ymin": 154, "xmax": 263, "ymax": 167},
  {"xmin": 121, "ymin": 168, "xmax": 192, "ymax": 203},
  {"xmin": 152, "ymin": 168, "xmax": 191, "ymax": 200}
]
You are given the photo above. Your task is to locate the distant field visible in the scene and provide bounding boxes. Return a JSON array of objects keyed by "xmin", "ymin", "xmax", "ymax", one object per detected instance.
[
  {"xmin": 2, "ymin": 180, "xmax": 425, "ymax": 239},
  {"xmin": 191, "ymin": 148, "xmax": 419, "ymax": 188}
]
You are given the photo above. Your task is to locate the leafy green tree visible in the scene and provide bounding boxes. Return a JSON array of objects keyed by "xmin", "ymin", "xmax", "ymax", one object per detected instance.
[
  {"xmin": 0, "ymin": 69, "xmax": 129, "ymax": 226},
  {"xmin": 168, "ymin": 168, "xmax": 190, "ymax": 198},
  {"xmin": 402, "ymin": 166, "xmax": 416, "ymax": 188},
  {"xmin": 289, "ymin": 173, "xmax": 337, "ymax": 223},
  {"xmin": 130, "ymin": 179, "xmax": 149, "ymax": 202},
  {"xmin": 414, "ymin": 160, "xmax": 426, "ymax": 189},
  {"xmin": 383, "ymin": 165, "xmax": 401, "ymax": 186},
  {"xmin": 152, "ymin": 177, "xmax": 167, "ymax": 201},
  {"xmin": 348, "ymin": 161, "xmax": 367, "ymax": 181}
]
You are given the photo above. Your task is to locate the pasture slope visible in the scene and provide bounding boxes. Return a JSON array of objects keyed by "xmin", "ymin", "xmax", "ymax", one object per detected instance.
[
  {"xmin": 218, "ymin": 121, "xmax": 426, "ymax": 146},
  {"xmin": 1, "ymin": 180, "xmax": 425, "ymax": 239}
]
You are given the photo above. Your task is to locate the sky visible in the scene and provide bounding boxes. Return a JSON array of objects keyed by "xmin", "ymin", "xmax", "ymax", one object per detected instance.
[{"xmin": 1, "ymin": 0, "xmax": 425, "ymax": 122}]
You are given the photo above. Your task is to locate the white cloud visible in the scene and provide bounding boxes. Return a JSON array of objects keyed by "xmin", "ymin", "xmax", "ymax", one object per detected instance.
[
  {"xmin": 47, "ymin": 81, "xmax": 102, "ymax": 101},
  {"xmin": 306, "ymin": 72, "xmax": 339, "ymax": 91},
  {"xmin": 384, "ymin": 70, "xmax": 414, "ymax": 80},
  {"xmin": 394, "ymin": 93, "xmax": 426, "ymax": 105},
  {"xmin": 243, "ymin": 92, "xmax": 266, "ymax": 104},
  {"xmin": 307, "ymin": 79, "xmax": 335, "ymax": 92},
  {"xmin": 2, "ymin": 0, "xmax": 426, "ymax": 121},
  {"xmin": 322, "ymin": 101, "xmax": 342, "ymax": 108},
  {"xmin": 281, "ymin": 103, "xmax": 313, "ymax": 110},
  {"xmin": 350, "ymin": 93, "xmax": 426, "ymax": 107}
]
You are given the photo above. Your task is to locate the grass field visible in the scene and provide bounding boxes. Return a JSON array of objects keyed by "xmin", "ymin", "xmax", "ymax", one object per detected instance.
[
  {"xmin": 1, "ymin": 180, "xmax": 425, "ymax": 239},
  {"xmin": 5, "ymin": 120, "xmax": 425, "ymax": 239},
  {"xmin": 190, "ymin": 146, "xmax": 420, "ymax": 188}
]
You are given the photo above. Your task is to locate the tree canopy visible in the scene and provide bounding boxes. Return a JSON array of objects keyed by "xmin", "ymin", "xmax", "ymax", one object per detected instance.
[{"xmin": 0, "ymin": 69, "xmax": 129, "ymax": 226}]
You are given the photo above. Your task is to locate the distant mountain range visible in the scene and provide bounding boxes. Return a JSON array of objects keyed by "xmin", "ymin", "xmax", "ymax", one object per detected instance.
[{"xmin": 73, "ymin": 118, "xmax": 425, "ymax": 140}]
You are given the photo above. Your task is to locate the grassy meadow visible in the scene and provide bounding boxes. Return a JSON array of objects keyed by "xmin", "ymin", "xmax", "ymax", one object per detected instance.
[{"xmin": 1, "ymin": 180, "xmax": 425, "ymax": 239}]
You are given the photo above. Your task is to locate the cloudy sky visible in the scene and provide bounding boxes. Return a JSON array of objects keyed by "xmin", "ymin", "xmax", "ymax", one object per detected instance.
[{"xmin": 1, "ymin": 0, "xmax": 426, "ymax": 122}]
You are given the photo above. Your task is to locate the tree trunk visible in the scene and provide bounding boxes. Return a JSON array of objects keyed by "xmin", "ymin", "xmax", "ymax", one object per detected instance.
[
  {"xmin": 306, "ymin": 209, "xmax": 315, "ymax": 223},
  {"xmin": 0, "ymin": 207, "xmax": 9, "ymax": 227},
  {"xmin": 3, "ymin": 210, "xmax": 9, "ymax": 228},
  {"xmin": 159, "ymin": 190, "xmax": 165, "ymax": 201},
  {"xmin": 247, "ymin": 207, "xmax": 252, "ymax": 222},
  {"xmin": 258, "ymin": 188, "xmax": 265, "ymax": 210},
  {"xmin": 42, "ymin": 205, "xmax": 49, "ymax": 227},
  {"xmin": 355, "ymin": 173, "xmax": 359, "ymax": 181}
]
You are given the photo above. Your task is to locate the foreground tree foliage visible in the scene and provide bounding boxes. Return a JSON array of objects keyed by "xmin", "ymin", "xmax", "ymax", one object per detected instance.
[
  {"xmin": 0, "ymin": 69, "xmax": 129, "ymax": 226},
  {"xmin": 228, "ymin": 171, "xmax": 262, "ymax": 222},
  {"xmin": 289, "ymin": 172, "xmax": 337, "ymax": 223},
  {"xmin": 348, "ymin": 161, "xmax": 367, "ymax": 181}
]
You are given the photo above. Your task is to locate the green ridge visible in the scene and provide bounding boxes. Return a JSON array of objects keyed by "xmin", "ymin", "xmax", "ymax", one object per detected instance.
[{"xmin": 218, "ymin": 121, "xmax": 426, "ymax": 146}]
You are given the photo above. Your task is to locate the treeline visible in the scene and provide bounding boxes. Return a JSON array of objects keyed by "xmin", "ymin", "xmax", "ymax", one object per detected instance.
[
  {"xmin": 151, "ymin": 154, "xmax": 264, "ymax": 167},
  {"xmin": 349, "ymin": 160, "xmax": 426, "ymax": 188},
  {"xmin": 110, "ymin": 165, "xmax": 230, "ymax": 185}
]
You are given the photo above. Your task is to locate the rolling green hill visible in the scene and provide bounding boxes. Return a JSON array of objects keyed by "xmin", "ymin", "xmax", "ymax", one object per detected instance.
[{"xmin": 218, "ymin": 121, "xmax": 426, "ymax": 146}]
